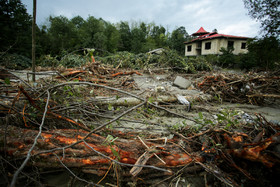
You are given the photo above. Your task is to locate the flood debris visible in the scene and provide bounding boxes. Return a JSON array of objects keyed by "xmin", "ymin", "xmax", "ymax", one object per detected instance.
[
  {"xmin": 173, "ymin": 76, "xmax": 192, "ymax": 89},
  {"xmin": 176, "ymin": 95, "xmax": 191, "ymax": 112},
  {"xmin": 0, "ymin": 64, "xmax": 280, "ymax": 186},
  {"xmin": 197, "ymin": 72, "xmax": 280, "ymax": 105}
]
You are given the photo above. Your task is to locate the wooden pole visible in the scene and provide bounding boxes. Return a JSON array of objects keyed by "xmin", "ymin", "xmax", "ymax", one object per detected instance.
[{"xmin": 32, "ymin": 0, "xmax": 37, "ymax": 82}]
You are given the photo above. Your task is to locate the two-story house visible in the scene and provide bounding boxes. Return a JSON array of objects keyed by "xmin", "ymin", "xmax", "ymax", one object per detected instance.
[{"xmin": 185, "ymin": 27, "xmax": 250, "ymax": 56}]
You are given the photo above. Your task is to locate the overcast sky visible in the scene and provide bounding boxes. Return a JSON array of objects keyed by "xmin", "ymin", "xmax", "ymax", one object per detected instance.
[{"xmin": 21, "ymin": 0, "xmax": 261, "ymax": 37}]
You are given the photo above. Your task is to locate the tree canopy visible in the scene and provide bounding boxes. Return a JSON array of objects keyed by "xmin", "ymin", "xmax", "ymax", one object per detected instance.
[
  {"xmin": 1, "ymin": 1, "xmax": 191, "ymax": 57},
  {"xmin": 0, "ymin": 0, "xmax": 32, "ymax": 56},
  {"xmin": 243, "ymin": 0, "xmax": 280, "ymax": 37},
  {"xmin": 34, "ymin": 15, "xmax": 191, "ymax": 56}
]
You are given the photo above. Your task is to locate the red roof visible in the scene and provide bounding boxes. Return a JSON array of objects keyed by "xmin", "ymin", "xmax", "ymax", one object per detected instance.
[
  {"xmin": 192, "ymin": 27, "xmax": 209, "ymax": 36},
  {"xmin": 185, "ymin": 32, "xmax": 250, "ymax": 44}
]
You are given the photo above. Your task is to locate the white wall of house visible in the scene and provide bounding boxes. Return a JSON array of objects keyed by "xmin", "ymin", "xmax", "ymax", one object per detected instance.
[
  {"xmin": 201, "ymin": 39, "xmax": 219, "ymax": 55},
  {"xmin": 185, "ymin": 43, "xmax": 198, "ymax": 56},
  {"xmin": 185, "ymin": 38, "xmax": 248, "ymax": 56},
  {"xmin": 233, "ymin": 40, "xmax": 248, "ymax": 54}
]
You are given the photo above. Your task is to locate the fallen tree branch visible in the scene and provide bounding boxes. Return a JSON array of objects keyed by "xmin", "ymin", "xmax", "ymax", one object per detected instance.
[
  {"xmin": 83, "ymin": 140, "xmax": 170, "ymax": 173},
  {"xmin": 44, "ymin": 82, "xmax": 201, "ymax": 122},
  {"xmin": 34, "ymin": 101, "xmax": 147, "ymax": 157},
  {"xmin": 10, "ymin": 90, "xmax": 50, "ymax": 187},
  {"xmin": 19, "ymin": 85, "xmax": 90, "ymax": 131}
]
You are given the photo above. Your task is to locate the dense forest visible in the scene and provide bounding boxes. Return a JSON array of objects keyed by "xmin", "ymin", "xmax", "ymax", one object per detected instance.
[
  {"xmin": 0, "ymin": 0, "xmax": 190, "ymax": 55},
  {"xmin": 0, "ymin": 0, "xmax": 279, "ymax": 71}
]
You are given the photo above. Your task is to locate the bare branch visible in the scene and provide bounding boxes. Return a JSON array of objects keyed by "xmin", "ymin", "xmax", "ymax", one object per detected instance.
[
  {"xmin": 10, "ymin": 90, "xmax": 50, "ymax": 187},
  {"xmin": 35, "ymin": 101, "xmax": 147, "ymax": 155}
]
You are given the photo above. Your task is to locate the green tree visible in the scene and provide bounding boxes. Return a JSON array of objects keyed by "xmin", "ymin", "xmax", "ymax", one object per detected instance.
[
  {"xmin": 131, "ymin": 26, "xmax": 146, "ymax": 53},
  {"xmin": 151, "ymin": 25, "xmax": 166, "ymax": 47},
  {"xmin": 70, "ymin": 16, "xmax": 85, "ymax": 49},
  {"xmin": 243, "ymin": 0, "xmax": 280, "ymax": 37},
  {"xmin": 71, "ymin": 15, "xmax": 85, "ymax": 29},
  {"xmin": 80, "ymin": 16, "xmax": 106, "ymax": 50},
  {"xmin": 142, "ymin": 23, "xmax": 167, "ymax": 51},
  {"xmin": 0, "ymin": 0, "xmax": 32, "ymax": 56},
  {"xmin": 247, "ymin": 36, "xmax": 280, "ymax": 69},
  {"xmin": 104, "ymin": 23, "xmax": 120, "ymax": 53},
  {"xmin": 118, "ymin": 21, "xmax": 131, "ymax": 51},
  {"xmin": 140, "ymin": 22, "xmax": 148, "ymax": 38},
  {"xmin": 169, "ymin": 26, "xmax": 189, "ymax": 55},
  {"xmin": 47, "ymin": 16, "xmax": 79, "ymax": 55},
  {"xmin": 36, "ymin": 25, "xmax": 50, "ymax": 55},
  {"xmin": 93, "ymin": 32, "xmax": 107, "ymax": 51},
  {"xmin": 143, "ymin": 36, "xmax": 157, "ymax": 52},
  {"xmin": 219, "ymin": 47, "xmax": 235, "ymax": 67}
]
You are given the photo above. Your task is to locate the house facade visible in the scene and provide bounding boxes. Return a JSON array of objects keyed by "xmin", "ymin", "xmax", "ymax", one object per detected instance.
[{"xmin": 185, "ymin": 27, "xmax": 250, "ymax": 56}]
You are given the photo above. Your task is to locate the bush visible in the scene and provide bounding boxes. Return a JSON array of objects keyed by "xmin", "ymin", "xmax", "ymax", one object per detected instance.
[
  {"xmin": 99, "ymin": 49, "xmax": 204, "ymax": 73},
  {"xmin": 205, "ymin": 54, "xmax": 219, "ymax": 65},
  {"xmin": 60, "ymin": 53, "xmax": 88, "ymax": 68},
  {"xmin": 0, "ymin": 53, "xmax": 31, "ymax": 70},
  {"xmin": 229, "ymin": 37, "xmax": 280, "ymax": 70},
  {"xmin": 218, "ymin": 47, "xmax": 235, "ymax": 67},
  {"xmin": 188, "ymin": 56, "xmax": 213, "ymax": 71},
  {"xmin": 158, "ymin": 49, "xmax": 190, "ymax": 70},
  {"xmin": 100, "ymin": 51, "xmax": 136, "ymax": 68},
  {"xmin": 235, "ymin": 53, "xmax": 257, "ymax": 70},
  {"xmin": 246, "ymin": 37, "xmax": 280, "ymax": 70},
  {"xmin": 38, "ymin": 55, "xmax": 59, "ymax": 67},
  {"xmin": 38, "ymin": 53, "xmax": 88, "ymax": 68}
]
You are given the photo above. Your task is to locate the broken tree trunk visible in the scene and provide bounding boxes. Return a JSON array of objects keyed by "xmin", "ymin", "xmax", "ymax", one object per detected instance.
[
  {"xmin": 90, "ymin": 94, "xmax": 212, "ymax": 107},
  {"xmin": 0, "ymin": 126, "xmax": 201, "ymax": 176},
  {"xmin": 1, "ymin": 125, "xmax": 280, "ymax": 186}
]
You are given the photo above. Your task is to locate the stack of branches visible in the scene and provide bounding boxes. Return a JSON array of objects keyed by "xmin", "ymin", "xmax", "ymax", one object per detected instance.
[
  {"xmin": 0, "ymin": 78, "xmax": 280, "ymax": 186},
  {"xmin": 197, "ymin": 72, "xmax": 280, "ymax": 105},
  {"xmin": 55, "ymin": 61, "xmax": 142, "ymax": 92}
]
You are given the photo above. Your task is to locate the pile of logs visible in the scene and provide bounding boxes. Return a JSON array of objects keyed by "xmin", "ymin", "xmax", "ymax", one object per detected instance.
[{"xmin": 1, "ymin": 119, "xmax": 280, "ymax": 186}]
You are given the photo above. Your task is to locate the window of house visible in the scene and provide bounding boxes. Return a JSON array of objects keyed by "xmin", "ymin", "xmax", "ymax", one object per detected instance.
[
  {"xmin": 205, "ymin": 42, "xmax": 211, "ymax": 50},
  {"xmin": 241, "ymin": 42, "xmax": 246, "ymax": 49},
  {"xmin": 228, "ymin": 41, "xmax": 234, "ymax": 49},
  {"xmin": 187, "ymin": 45, "xmax": 192, "ymax": 52}
]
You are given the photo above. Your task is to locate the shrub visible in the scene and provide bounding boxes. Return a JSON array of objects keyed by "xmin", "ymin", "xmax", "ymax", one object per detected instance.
[
  {"xmin": 247, "ymin": 37, "xmax": 280, "ymax": 70},
  {"xmin": 0, "ymin": 53, "xmax": 31, "ymax": 70},
  {"xmin": 38, "ymin": 53, "xmax": 88, "ymax": 68},
  {"xmin": 205, "ymin": 54, "xmax": 219, "ymax": 65},
  {"xmin": 100, "ymin": 49, "xmax": 202, "ymax": 73},
  {"xmin": 218, "ymin": 47, "xmax": 235, "ymax": 67},
  {"xmin": 60, "ymin": 53, "xmax": 87, "ymax": 68},
  {"xmin": 38, "ymin": 55, "xmax": 59, "ymax": 67},
  {"xmin": 188, "ymin": 56, "xmax": 213, "ymax": 71}
]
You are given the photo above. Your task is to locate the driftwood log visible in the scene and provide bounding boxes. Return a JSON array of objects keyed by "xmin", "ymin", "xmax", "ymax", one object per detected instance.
[
  {"xmin": 1, "ymin": 125, "xmax": 280, "ymax": 185},
  {"xmin": 0, "ymin": 126, "xmax": 202, "ymax": 176}
]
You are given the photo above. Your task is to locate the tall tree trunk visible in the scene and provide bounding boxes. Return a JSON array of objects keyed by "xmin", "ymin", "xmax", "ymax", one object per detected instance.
[{"xmin": 32, "ymin": 0, "xmax": 36, "ymax": 82}]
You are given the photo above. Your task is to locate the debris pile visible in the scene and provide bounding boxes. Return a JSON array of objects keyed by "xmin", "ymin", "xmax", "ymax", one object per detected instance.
[
  {"xmin": 197, "ymin": 72, "xmax": 280, "ymax": 105},
  {"xmin": 56, "ymin": 61, "xmax": 142, "ymax": 90},
  {"xmin": 0, "ymin": 65, "xmax": 280, "ymax": 186}
]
